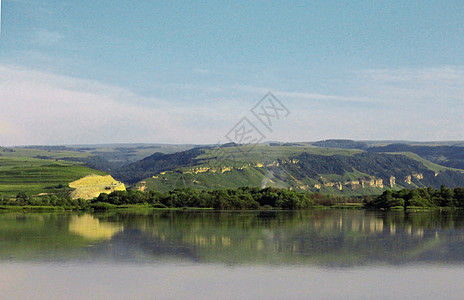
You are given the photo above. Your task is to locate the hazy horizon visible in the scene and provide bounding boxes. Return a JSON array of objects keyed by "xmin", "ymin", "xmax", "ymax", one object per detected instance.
[{"xmin": 7, "ymin": 139, "xmax": 464, "ymax": 148}]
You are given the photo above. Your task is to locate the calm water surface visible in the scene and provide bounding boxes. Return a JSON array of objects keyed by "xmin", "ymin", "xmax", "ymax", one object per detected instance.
[{"xmin": 1, "ymin": 210, "xmax": 464, "ymax": 299}]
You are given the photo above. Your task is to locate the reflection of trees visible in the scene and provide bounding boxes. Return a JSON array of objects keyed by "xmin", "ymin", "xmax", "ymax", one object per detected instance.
[
  {"xmin": 3, "ymin": 210, "xmax": 464, "ymax": 265},
  {"xmin": 94, "ymin": 210, "xmax": 464, "ymax": 266}
]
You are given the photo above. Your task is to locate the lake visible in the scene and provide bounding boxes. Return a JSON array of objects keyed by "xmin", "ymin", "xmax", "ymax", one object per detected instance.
[{"xmin": 1, "ymin": 209, "xmax": 464, "ymax": 299}]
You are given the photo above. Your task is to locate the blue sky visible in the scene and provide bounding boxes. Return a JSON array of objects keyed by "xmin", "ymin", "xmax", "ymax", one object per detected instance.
[{"xmin": 0, "ymin": 0, "xmax": 463, "ymax": 145}]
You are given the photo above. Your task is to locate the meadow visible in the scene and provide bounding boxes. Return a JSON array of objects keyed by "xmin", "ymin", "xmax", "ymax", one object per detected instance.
[{"xmin": 0, "ymin": 148, "xmax": 106, "ymax": 197}]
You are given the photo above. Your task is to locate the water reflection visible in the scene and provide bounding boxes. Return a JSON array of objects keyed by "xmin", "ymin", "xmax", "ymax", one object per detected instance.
[
  {"xmin": 1, "ymin": 210, "xmax": 464, "ymax": 266},
  {"xmin": 69, "ymin": 214, "xmax": 123, "ymax": 241}
]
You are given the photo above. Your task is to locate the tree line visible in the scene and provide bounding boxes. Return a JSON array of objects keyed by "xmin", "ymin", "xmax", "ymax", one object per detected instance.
[
  {"xmin": 93, "ymin": 187, "xmax": 312, "ymax": 210},
  {"xmin": 0, "ymin": 192, "xmax": 89, "ymax": 209},
  {"xmin": 365, "ymin": 186, "xmax": 464, "ymax": 210},
  {"xmin": 0, "ymin": 187, "xmax": 321, "ymax": 210}
]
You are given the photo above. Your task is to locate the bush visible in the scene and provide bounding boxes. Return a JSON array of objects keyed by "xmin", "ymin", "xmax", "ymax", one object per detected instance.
[{"xmin": 90, "ymin": 202, "xmax": 116, "ymax": 211}]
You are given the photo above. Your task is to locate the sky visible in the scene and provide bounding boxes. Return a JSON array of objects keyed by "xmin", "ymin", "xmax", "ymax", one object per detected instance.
[{"xmin": 0, "ymin": 0, "xmax": 463, "ymax": 146}]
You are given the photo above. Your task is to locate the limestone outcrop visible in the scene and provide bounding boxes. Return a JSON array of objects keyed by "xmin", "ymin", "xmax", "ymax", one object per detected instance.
[{"xmin": 69, "ymin": 174, "xmax": 126, "ymax": 200}]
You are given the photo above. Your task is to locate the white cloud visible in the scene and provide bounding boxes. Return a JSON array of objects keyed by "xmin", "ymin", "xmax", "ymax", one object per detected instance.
[
  {"xmin": 0, "ymin": 65, "xmax": 234, "ymax": 146},
  {"xmin": 233, "ymin": 66, "xmax": 464, "ymax": 142},
  {"xmin": 0, "ymin": 64, "xmax": 463, "ymax": 146},
  {"xmin": 288, "ymin": 66, "xmax": 464, "ymax": 141},
  {"xmin": 355, "ymin": 66, "xmax": 464, "ymax": 105}
]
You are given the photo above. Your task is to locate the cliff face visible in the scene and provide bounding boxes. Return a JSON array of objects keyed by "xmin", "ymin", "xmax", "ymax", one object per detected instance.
[
  {"xmin": 314, "ymin": 172, "xmax": 430, "ymax": 191},
  {"xmin": 314, "ymin": 172, "xmax": 429, "ymax": 191},
  {"xmin": 316, "ymin": 177, "xmax": 384, "ymax": 191},
  {"xmin": 292, "ymin": 152, "xmax": 464, "ymax": 190},
  {"xmin": 132, "ymin": 145, "xmax": 464, "ymax": 195},
  {"xmin": 389, "ymin": 176, "xmax": 396, "ymax": 188},
  {"xmin": 405, "ymin": 175, "xmax": 412, "ymax": 185},
  {"xmin": 413, "ymin": 173, "xmax": 424, "ymax": 180}
]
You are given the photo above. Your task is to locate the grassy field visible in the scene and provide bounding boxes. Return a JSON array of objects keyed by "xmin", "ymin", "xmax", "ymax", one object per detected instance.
[
  {"xmin": 1, "ymin": 147, "xmax": 90, "ymax": 159},
  {"xmin": 0, "ymin": 148, "xmax": 106, "ymax": 197},
  {"xmin": 21, "ymin": 143, "xmax": 197, "ymax": 165}
]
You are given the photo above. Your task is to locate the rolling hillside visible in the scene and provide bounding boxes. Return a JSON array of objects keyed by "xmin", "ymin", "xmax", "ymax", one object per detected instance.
[
  {"xmin": 367, "ymin": 144, "xmax": 464, "ymax": 169},
  {"xmin": 0, "ymin": 147, "xmax": 113, "ymax": 198},
  {"xmin": 117, "ymin": 144, "xmax": 464, "ymax": 195},
  {"xmin": 4, "ymin": 141, "xmax": 464, "ymax": 197}
]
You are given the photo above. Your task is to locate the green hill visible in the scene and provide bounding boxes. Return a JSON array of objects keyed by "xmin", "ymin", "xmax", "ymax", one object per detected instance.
[
  {"xmin": 367, "ymin": 143, "xmax": 464, "ymax": 170},
  {"xmin": 123, "ymin": 144, "xmax": 464, "ymax": 195},
  {"xmin": 4, "ymin": 142, "xmax": 464, "ymax": 198},
  {"xmin": 0, "ymin": 148, "xmax": 107, "ymax": 197}
]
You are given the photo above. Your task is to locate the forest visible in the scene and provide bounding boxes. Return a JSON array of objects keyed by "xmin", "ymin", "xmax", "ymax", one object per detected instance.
[
  {"xmin": 0, "ymin": 187, "xmax": 320, "ymax": 210},
  {"xmin": 4, "ymin": 185, "xmax": 464, "ymax": 211}
]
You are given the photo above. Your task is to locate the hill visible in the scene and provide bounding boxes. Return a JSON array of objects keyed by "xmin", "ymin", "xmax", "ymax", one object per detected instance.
[
  {"xmin": 111, "ymin": 148, "xmax": 207, "ymax": 184},
  {"xmin": 0, "ymin": 147, "xmax": 109, "ymax": 198},
  {"xmin": 4, "ymin": 141, "xmax": 464, "ymax": 197},
  {"xmin": 21, "ymin": 143, "xmax": 197, "ymax": 166},
  {"xmin": 367, "ymin": 144, "xmax": 464, "ymax": 170},
  {"xmin": 112, "ymin": 144, "xmax": 464, "ymax": 195},
  {"xmin": 310, "ymin": 139, "xmax": 369, "ymax": 150},
  {"xmin": 307, "ymin": 140, "xmax": 464, "ymax": 170}
]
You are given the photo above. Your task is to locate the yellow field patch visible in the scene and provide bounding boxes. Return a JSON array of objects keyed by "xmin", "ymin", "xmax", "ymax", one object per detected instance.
[{"xmin": 69, "ymin": 174, "xmax": 126, "ymax": 200}]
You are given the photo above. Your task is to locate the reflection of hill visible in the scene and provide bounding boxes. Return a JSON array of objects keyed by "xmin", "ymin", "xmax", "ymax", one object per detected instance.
[
  {"xmin": 68, "ymin": 214, "xmax": 123, "ymax": 240},
  {"xmin": 0, "ymin": 213, "xmax": 89, "ymax": 260},
  {"xmin": 89, "ymin": 228, "xmax": 199, "ymax": 262},
  {"xmin": 3, "ymin": 211, "xmax": 464, "ymax": 266},
  {"xmin": 101, "ymin": 210, "xmax": 464, "ymax": 266}
]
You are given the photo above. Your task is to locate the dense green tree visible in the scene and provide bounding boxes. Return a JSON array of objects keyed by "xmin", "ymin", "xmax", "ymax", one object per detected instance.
[
  {"xmin": 365, "ymin": 186, "xmax": 464, "ymax": 209},
  {"xmin": 366, "ymin": 190, "xmax": 403, "ymax": 209},
  {"xmin": 454, "ymin": 188, "xmax": 464, "ymax": 207},
  {"xmin": 439, "ymin": 185, "xmax": 455, "ymax": 207}
]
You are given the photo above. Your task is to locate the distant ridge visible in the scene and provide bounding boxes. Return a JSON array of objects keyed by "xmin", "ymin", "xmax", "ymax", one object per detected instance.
[{"xmin": 310, "ymin": 139, "xmax": 369, "ymax": 150}]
